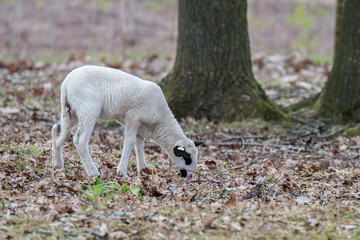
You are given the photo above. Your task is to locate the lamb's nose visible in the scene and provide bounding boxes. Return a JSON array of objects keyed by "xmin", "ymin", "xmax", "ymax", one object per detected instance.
[{"xmin": 180, "ymin": 169, "xmax": 187, "ymax": 178}]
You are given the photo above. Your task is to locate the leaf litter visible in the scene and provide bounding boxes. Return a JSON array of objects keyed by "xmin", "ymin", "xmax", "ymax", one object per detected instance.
[{"xmin": 0, "ymin": 55, "xmax": 359, "ymax": 239}]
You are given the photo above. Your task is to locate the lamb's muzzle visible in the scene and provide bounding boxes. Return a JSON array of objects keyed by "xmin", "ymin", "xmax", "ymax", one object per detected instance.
[
  {"xmin": 180, "ymin": 169, "xmax": 187, "ymax": 178},
  {"xmin": 51, "ymin": 65, "xmax": 202, "ymax": 178}
]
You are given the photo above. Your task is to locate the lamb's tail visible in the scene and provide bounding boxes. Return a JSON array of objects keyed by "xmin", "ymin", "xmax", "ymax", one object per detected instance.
[{"xmin": 52, "ymin": 88, "xmax": 72, "ymax": 148}]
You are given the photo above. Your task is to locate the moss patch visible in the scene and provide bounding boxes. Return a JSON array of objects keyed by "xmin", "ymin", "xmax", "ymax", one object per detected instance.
[{"xmin": 342, "ymin": 124, "xmax": 360, "ymax": 137}]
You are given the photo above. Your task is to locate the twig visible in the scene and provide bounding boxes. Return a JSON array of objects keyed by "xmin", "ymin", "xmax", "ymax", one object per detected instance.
[
  {"xmin": 186, "ymin": 179, "xmax": 225, "ymax": 184},
  {"xmin": 20, "ymin": 156, "xmax": 53, "ymax": 188},
  {"xmin": 217, "ymin": 142, "xmax": 302, "ymax": 151},
  {"xmin": 193, "ymin": 160, "xmax": 256, "ymax": 203},
  {"xmin": 240, "ymin": 135, "xmax": 246, "ymax": 161},
  {"xmin": 266, "ymin": 190, "xmax": 278, "ymax": 211},
  {"xmin": 192, "ymin": 135, "xmax": 249, "ymax": 202},
  {"xmin": 168, "ymin": 179, "xmax": 187, "ymax": 197},
  {"xmin": 24, "ymin": 229, "xmax": 81, "ymax": 237},
  {"xmin": 270, "ymin": 93, "xmax": 310, "ymax": 100},
  {"xmin": 263, "ymin": 160, "xmax": 300, "ymax": 202},
  {"xmin": 40, "ymin": 156, "xmax": 52, "ymax": 181},
  {"xmin": 221, "ymin": 135, "xmax": 264, "ymax": 141},
  {"xmin": 79, "ymin": 198, "xmax": 93, "ymax": 207},
  {"xmin": 161, "ymin": 169, "xmax": 228, "ymax": 199}
]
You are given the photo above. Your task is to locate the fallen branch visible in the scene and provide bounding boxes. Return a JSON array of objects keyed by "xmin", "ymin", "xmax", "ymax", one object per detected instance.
[
  {"xmin": 24, "ymin": 229, "xmax": 82, "ymax": 237},
  {"xmin": 221, "ymin": 135, "xmax": 264, "ymax": 141},
  {"xmin": 217, "ymin": 141, "xmax": 302, "ymax": 151},
  {"xmin": 313, "ymin": 125, "xmax": 348, "ymax": 139},
  {"xmin": 186, "ymin": 179, "xmax": 225, "ymax": 184}
]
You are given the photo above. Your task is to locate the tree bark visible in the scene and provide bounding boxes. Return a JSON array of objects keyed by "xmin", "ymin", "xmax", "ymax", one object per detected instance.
[
  {"xmin": 334, "ymin": 0, "xmax": 345, "ymax": 59},
  {"xmin": 315, "ymin": 0, "xmax": 360, "ymax": 123},
  {"xmin": 161, "ymin": 0, "xmax": 287, "ymax": 122}
]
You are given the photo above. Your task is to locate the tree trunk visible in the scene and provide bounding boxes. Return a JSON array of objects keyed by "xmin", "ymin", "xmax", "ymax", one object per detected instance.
[
  {"xmin": 161, "ymin": 0, "xmax": 286, "ymax": 122},
  {"xmin": 315, "ymin": 0, "xmax": 360, "ymax": 123},
  {"xmin": 334, "ymin": 0, "xmax": 345, "ymax": 59}
]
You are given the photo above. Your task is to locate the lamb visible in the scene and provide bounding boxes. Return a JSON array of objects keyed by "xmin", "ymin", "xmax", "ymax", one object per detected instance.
[{"xmin": 51, "ymin": 65, "xmax": 202, "ymax": 178}]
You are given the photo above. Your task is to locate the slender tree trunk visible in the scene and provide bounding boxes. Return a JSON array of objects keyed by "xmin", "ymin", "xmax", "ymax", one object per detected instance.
[
  {"xmin": 315, "ymin": 0, "xmax": 360, "ymax": 123},
  {"xmin": 161, "ymin": 0, "xmax": 286, "ymax": 122},
  {"xmin": 334, "ymin": 0, "xmax": 345, "ymax": 59}
]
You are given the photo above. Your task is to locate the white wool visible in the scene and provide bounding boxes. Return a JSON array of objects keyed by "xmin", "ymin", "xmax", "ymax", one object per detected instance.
[{"xmin": 51, "ymin": 65, "xmax": 199, "ymax": 177}]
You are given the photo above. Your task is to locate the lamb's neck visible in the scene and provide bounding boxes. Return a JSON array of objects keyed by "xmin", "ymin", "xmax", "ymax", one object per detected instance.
[{"xmin": 151, "ymin": 118, "xmax": 186, "ymax": 155}]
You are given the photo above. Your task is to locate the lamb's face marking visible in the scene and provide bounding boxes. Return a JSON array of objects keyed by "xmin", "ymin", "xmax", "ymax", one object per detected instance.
[
  {"xmin": 173, "ymin": 146, "xmax": 192, "ymax": 165},
  {"xmin": 173, "ymin": 140, "xmax": 203, "ymax": 178}
]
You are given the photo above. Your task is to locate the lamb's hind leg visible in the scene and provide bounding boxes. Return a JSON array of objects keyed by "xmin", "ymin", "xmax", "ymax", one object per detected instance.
[
  {"xmin": 52, "ymin": 121, "xmax": 64, "ymax": 168},
  {"xmin": 135, "ymin": 135, "xmax": 146, "ymax": 175},
  {"xmin": 52, "ymin": 113, "xmax": 77, "ymax": 168},
  {"xmin": 74, "ymin": 119, "xmax": 100, "ymax": 177}
]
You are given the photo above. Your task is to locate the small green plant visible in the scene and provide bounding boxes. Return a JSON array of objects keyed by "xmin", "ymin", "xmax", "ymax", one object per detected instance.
[
  {"xmin": 35, "ymin": 164, "xmax": 44, "ymax": 174},
  {"xmin": 81, "ymin": 178, "xmax": 142, "ymax": 209},
  {"xmin": 150, "ymin": 158, "xmax": 158, "ymax": 166},
  {"xmin": 120, "ymin": 183, "xmax": 143, "ymax": 201},
  {"xmin": 265, "ymin": 174, "xmax": 276, "ymax": 184},
  {"xmin": 81, "ymin": 178, "xmax": 119, "ymax": 209},
  {"xmin": 0, "ymin": 142, "xmax": 9, "ymax": 154},
  {"xmin": 27, "ymin": 145, "xmax": 39, "ymax": 157},
  {"xmin": 1, "ymin": 197, "xmax": 6, "ymax": 211},
  {"xmin": 12, "ymin": 147, "xmax": 25, "ymax": 158}
]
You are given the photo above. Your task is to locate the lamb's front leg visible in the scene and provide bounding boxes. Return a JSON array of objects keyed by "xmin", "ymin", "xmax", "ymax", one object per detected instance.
[
  {"xmin": 117, "ymin": 124, "xmax": 139, "ymax": 177},
  {"xmin": 135, "ymin": 135, "xmax": 146, "ymax": 175}
]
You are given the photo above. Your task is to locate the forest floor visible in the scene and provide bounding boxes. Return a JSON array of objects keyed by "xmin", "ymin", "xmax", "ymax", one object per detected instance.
[{"xmin": 0, "ymin": 55, "xmax": 359, "ymax": 239}]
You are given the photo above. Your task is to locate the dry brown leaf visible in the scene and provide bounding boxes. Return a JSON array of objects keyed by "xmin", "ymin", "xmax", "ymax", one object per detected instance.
[{"xmin": 224, "ymin": 192, "xmax": 238, "ymax": 208}]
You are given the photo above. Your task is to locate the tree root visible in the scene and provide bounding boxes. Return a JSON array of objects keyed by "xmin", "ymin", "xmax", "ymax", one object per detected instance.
[{"xmin": 286, "ymin": 93, "xmax": 320, "ymax": 112}]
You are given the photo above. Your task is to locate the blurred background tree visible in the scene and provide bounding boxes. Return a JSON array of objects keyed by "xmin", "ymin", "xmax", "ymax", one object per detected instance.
[{"xmin": 0, "ymin": 0, "xmax": 335, "ymax": 63}]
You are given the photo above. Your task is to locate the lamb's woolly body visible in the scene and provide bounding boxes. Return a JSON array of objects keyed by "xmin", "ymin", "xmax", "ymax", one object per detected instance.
[{"xmin": 52, "ymin": 65, "xmax": 199, "ymax": 177}]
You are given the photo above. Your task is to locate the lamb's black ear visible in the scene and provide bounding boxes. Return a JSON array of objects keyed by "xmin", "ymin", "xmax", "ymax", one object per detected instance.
[
  {"xmin": 174, "ymin": 146, "xmax": 186, "ymax": 157},
  {"xmin": 194, "ymin": 141, "xmax": 203, "ymax": 147}
]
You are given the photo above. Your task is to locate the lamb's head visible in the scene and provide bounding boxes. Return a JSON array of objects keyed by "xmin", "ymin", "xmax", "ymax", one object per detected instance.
[{"xmin": 171, "ymin": 139, "xmax": 203, "ymax": 178}]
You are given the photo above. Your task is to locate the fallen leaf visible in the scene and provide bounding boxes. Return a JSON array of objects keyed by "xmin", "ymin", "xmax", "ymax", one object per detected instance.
[{"xmin": 224, "ymin": 192, "xmax": 238, "ymax": 208}]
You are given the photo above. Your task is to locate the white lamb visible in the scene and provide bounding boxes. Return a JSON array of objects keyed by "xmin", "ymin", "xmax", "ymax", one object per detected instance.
[{"xmin": 51, "ymin": 65, "xmax": 202, "ymax": 178}]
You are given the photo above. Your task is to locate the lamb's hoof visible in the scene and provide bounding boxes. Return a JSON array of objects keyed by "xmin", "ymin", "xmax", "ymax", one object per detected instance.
[
  {"xmin": 116, "ymin": 168, "xmax": 128, "ymax": 178},
  {"xmin": 53, "ymin": 160, "xmax": 64, "ymax": 169},
  {"xmin": 53, "ymin": 165, "xmax": 64, "ymax": 169},
  {"xmin": 88, "ymin": 170, "xmax": 100, "ymax": 178}
]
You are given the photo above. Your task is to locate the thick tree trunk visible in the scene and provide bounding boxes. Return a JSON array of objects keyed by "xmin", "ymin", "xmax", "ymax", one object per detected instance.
[
  {"xmin": 334, "ymin": 0, "xmax": 345, "ymax": 59},
  {"xmin": 161, "ymin": 0, "xmax": 286, "ymax": 122},
  {"xmin": 315, "ymin": 0, "xmax": 360, "ymax": 123}
]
